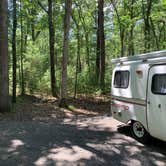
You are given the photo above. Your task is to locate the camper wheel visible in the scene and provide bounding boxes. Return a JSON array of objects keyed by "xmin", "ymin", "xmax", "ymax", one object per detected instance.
[{"xmin": 131, "ymin": 121, "xmax": 150, "ymax": 144}]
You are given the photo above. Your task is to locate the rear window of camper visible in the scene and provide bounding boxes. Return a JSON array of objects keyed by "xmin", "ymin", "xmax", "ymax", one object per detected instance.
[
  {"xmin": 114, "ymin": 71, "xmax": 129, "ymax": 88},
  {"xmin": 152, "ymin": 74, "xmax": 166, "ymax": 95}
]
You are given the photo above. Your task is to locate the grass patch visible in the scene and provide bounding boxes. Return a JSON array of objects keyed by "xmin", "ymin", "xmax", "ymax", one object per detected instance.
[{"xmin": 68, "ymin": 105, "xmax": 77, "ymax": 111}]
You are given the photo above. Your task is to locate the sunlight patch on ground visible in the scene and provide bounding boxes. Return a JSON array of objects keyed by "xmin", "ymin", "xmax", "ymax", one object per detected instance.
[
  {"xmin": 7, "ymin": 139, "xmax": 25, "ymax": 152},
  {"xmin": 63, "ymin": 107, "xmax": 98, "ymax": 118},
  {"xmin": 34, "ymin": 146, "xmax": 95, "ymax": 165},
  {"xmin": 64, "ymin": 117, "xmax": 121, "ymax": 132},
  {"xmin": 76, "ymin": 109, "xmax": 98, "ymax": 115},
  {"xmin": 121, "ymin": 159, "xmax": 141, "ymax": 166},
  {"xmin": 154, "ymin": 160, "xmax": 166, "ymax": 166}
]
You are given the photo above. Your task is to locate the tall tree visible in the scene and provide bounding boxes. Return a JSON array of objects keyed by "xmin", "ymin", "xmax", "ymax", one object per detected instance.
[
  {"xmin": 20, "ymin": 0, "xmax": 25, "ymax": 95},
  {"xmin": 48, "ymin": 0, "xmax": 58, "ymax": 97},
  {"xmin": 38, "ymin": 0, "xmax": 58, "ymax": 97},
  {"xmin": 96, "ymin": 0, "xmax": 105, "ymax": 92},
  {"xmin": 96, "ymin": 9, "xmax": 100, "ymax": 81},
  {"xmin": 142, "ymin": 0, "xmax": 153, "ymax": 52},
  {"xmin": 12, "ymin": 0, "xmax": 17, "ymax": 102},
  {"xmin": 74, "ymin": 1, "xmax": 90, "ymax": 67},
  {"xmin": 128, "ymin": 0, "xmax": 135, "ymax": 55},
  {"xmin": 0, "ymin": 0, "xmax": 9, "ymax": 111},
  {"xmin": 111, "ymin": 0, "xmax": 125, "ymax": 57},
  {"xmin": 59, "ymin": 0, "xmax": 72, "ymax": 107},
  {"xmin": 72, "ymin": 12, "xmax": 81, "ymax": 98}
]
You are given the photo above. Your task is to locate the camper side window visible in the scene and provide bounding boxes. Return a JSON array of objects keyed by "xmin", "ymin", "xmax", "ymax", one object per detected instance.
[
  {"xmin": 152, "ymin": 74, "xmax": 166, "ymax": 95},
  {"xmin": 114, "ymin": 71, "xmax": 129, "ymax": 88}
]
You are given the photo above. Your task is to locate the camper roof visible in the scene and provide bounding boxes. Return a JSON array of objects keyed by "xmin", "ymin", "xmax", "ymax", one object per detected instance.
[{"xmin": 111, "ymin": 50, "xmax": 166, "ymax": 64}]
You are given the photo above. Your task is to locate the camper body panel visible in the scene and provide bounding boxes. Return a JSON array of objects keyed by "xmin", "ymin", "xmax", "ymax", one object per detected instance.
[
  {"xmin": 111, "ymin": 63, "xmax": 149, "ymax": 131},
  {"xmin": 111, "ymin": 63, "xmax": 149, "ymax": 99},
  {"xmin": 147, "ymin": 65, "xmax": 166, "ymax": 142},
  {"xmin": 111, "ymin": 96, "xmax": 147, "ymax": 129}
]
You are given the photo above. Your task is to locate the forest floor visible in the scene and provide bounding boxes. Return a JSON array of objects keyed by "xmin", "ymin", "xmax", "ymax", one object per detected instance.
[
  {"xmin": 0, "ymin": 117, "xmax": 166, "ymax": 165},
  {"xmin": 0, "ymin": 95, "xmax": 166, "ymax": 165},
  {"xmin": 0, "ymin": 94, "xmax": 110, "ymax": 122}
]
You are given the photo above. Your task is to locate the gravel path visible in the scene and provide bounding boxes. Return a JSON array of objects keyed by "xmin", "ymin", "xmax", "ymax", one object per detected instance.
[{"xmin": 0, "ymin": 116, "xmax": 166, "ymax": 166}]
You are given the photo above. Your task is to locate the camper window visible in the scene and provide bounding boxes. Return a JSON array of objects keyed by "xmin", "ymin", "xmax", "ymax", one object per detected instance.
[
  {"xmin": 114, "ymin": 71, "xmax": 129, "ymax": 88},
  {"xmin": 152, "ymin": 74, "xmax": 166, "ymax": 95}
]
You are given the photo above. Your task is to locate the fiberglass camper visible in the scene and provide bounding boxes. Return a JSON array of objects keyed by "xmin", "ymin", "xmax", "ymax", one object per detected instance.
[{"xmin": 111, "ymin": 50, "xmax": 166, "ymax": 143}]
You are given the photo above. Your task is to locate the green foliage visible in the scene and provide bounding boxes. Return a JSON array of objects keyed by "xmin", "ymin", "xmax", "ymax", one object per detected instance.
[{"xmin": 8, "ymin": 0, "xmax": 166, "ymax": 97}]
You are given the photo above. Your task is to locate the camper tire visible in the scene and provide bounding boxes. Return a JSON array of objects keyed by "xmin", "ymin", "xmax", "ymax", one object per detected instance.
[{"xmin": 131, "ymin": 121, "xmax": 150, "ymax": 144}]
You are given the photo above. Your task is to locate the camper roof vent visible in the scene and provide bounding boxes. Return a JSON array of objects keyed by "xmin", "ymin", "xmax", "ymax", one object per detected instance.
[{"xmin": 111, "ymin": 50, "xmax": 166, "ymax": 64}]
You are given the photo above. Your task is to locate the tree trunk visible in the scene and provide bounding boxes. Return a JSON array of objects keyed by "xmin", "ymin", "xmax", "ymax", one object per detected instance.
[
  {"xmin": 59, "ymin": 0, "xmax": 72, "ymax": 107},
  {"xmin": 12, "ymin": 0, "xmax": 17, "ymax": 103},
  {"xmin": 72, "ymin": 13, "xmax": 81, "ymax": 99},
  {"xmin": 150, "ymin": 18, "xmax": 159, "ymax": 50},
  {"xmin": 20, "ymin": 0, "xmax": 25, "ymax": 95},
  {"xmin": 96, "ymin": 0, "xmax": 105, "ymax": 92},
  {"xmin": 96, "ymin": 15, "xmax": 100, "ymax": 82},
  {"xmin": 144, "ymin": 19, "xmax": 151, "ymax": 51},
  {"xmin": 48, "ymin": 0, "xmax": 58, "ymax": 97},
  {"xmin": 74, "ymin": 27, "xmax": 81, "ymax": 99},
  {"xmin": 128, "ymin": 25, "xmax": 134, "ymax": 55},
  {"xmin": 85, "ymin": 33, "xmax": 90, "ymax": 66},
  {"xmin": 111, "ymin": 1, "xmax": 124, "ymax": 57},
  {"xmin": 128, "ymin": 0, "xmax": 135, "ymax": 56},
  {"xmin": 120, "ymin": 30, "xmax": 125, "ymax": 57},
  {"xmin": 162, "ymin": 23, "xmax": 166, "ymax": 49},
  {"xmin": 0, "ymin": 0, "xmax": 9, "ymax": 112},
  {"xmin": 99, "ymin": 0, "xmax": 105, "ymax": 92},
  {"xmin": 74, "ymin": 1, "xmax": 90, "ymax": 68},
  {"xmin": 142, "ymin": 0, "xmax": 152, "ymax": 52}
]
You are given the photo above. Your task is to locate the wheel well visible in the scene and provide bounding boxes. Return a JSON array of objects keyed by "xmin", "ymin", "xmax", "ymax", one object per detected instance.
[
  {"xmin": 129, "ymin": 120, "xmax": 149, "ymax": 133},
  {"xmin": 127, "ymin": 119, "xmax": 135, "ymax": 125}
]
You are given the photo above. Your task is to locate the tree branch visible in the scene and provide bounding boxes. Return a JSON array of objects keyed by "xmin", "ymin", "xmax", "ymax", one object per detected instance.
[{"xmin": 37, "ymin": 0, "xmax": 48, "ymax": 14}]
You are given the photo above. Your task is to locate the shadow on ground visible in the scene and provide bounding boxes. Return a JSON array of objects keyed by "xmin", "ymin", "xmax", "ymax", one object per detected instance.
[
  {"xmin": 118, "ymin": 124, "xmax": 166, "ymax": 159},
  {"xmin": 0, "ymin": 117, "xmax": 166, "ymax": 166},
  {"xmin": 0, "ymin": 95, "xmax": 110, "ymax": 122}
]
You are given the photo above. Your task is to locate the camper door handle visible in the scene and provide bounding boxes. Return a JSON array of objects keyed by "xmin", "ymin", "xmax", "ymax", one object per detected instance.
[
  {"xmin": 147, "ymin": 101, "xmax": 150, "ymax": 105},
  {"xmin": 158, "ymin": 104, "xmax": 161, "ymax": 108}
]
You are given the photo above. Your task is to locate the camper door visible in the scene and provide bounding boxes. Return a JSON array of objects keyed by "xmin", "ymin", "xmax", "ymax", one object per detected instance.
[{"xmin": 147, "ymin": 65, "xmax": 166, "ymax": 141}]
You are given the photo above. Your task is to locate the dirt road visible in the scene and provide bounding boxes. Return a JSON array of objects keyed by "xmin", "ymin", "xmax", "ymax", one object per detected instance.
[{"xmin": 0, "ymin": 116, "xmax": 166, "ymax": 166}]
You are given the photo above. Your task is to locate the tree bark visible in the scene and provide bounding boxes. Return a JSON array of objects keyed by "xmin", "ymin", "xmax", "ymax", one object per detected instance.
[
  {"xmin": 85, "ymin": 33, "xmax": 90, "ymax": 66},
  {"xmin": 59, "ymin": 0, "xmax": 72, "ymax": 107},
  {"xmin": 12, "ymin": 0, "xmax": 17, "ymax": 103},
  {"xmin": 128, "ymin": 0, "xmax": 135, "ymax": 56},
  {"xmin": 150, "ymin": 18, "xmax": 159, "ymax": 50},
  {"xmin": 72, "ymin": 13, "xmax": 81, "ymax": 98},
  {"xmin": 96, "ymin": 0, "xmax": 105, "ymax": 92},
  {"xmin": 142, "ymin": 0, "xmax": 152, "ymax": 52},
  {"xmin": 37, "ymin": 0, "xmax": 58, "ymax": 97},
  {"xmin": 74, "ymin": 1, "xmax": 90, "ymax": 67},
  {"xmin": 20, "ymin": 0, "xmax": 25, "ymax": 95},
  {"xmin": 73, "ymin": 29, "xmax": 81, "ymax": 99},
  {"xmin": 99, "ymin": 0, "xmax": 105, "ymax": 92},
  {"xmin": 96, "ymin": 14, "xmax": 100, "ymax": 82},
  {"xmin": 0, "ymin": 0, "xmax": 9, "ymax": 112},
  {"xmin": 48, "ymin": 0, "xmax": 58, "ymax": 97},
  {"xmin": 111, "ymin": 1, "xmax": 125, "ymax": 57}
]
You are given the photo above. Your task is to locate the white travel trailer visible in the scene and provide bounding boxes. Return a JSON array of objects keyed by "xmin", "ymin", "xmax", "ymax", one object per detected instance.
[{"xmin": 111, "ymin": 50, "xmax": 166, "ymax": 143}]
